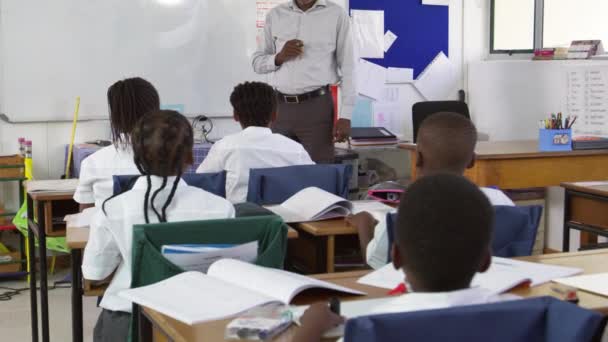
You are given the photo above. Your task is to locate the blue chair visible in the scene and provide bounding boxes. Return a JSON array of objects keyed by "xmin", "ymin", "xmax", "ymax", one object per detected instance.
[
  {"xmin": 493, "ymin": 205, "xmax": 543, "ymax": 258},
  {"xmin": 345, "ymin": 297, "xmax": 606, "ymax": 342},
  {"xmin": 246, "ymin": 164, "xmax": 352, "ymax": 205},
  {"xmin": 112, "ymin": 171, "xmax": 227, "ymax": 198}
]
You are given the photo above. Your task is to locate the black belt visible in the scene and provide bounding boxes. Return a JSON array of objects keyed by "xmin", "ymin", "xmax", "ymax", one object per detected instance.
[{"xmin": 277, "ymin": 86, "xmax": 329, "ymax": 104}]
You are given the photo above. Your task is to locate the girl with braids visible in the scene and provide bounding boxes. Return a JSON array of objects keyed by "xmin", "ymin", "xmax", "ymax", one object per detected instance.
[
  {"xmin": 82, "ymin": 110, "xmax": 235, "ymax": 342},
  {"xmin": 197, "ymin": 81, "xmax": 314, "ymax": 203},
  {"xmin": 74, "ymin": 77, "xmax": 160, "ymax": 210}
]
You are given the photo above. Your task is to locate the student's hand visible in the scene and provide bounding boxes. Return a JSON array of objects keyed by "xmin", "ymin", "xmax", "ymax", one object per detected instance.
[
  {"xmin": 347, "ymin": 212, "xmax": 379, "ymax": 260},
  {"xmin": 275, "ymin": 39, "xmax": 304, "ymax": 66},
  {"xmin": 294, "ymin": 303, "xmax": 345, "ymax": 341},
  {"xmin": 334, "ymin": 118, "xmax": 351, "ymax": 142}
]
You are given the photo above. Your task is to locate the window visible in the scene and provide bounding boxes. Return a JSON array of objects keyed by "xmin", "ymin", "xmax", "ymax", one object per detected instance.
[{"xmin": 491, "ymin": 0, "xmax": 608, "ymax": 53}]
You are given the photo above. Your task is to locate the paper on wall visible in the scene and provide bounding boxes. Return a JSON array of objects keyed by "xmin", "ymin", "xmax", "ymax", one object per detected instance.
[
  {"xmin": 351, "ymin": 96, "xmax": 374, "ymax": 127},
  {"xmin": 373, "ymin": 102, "xmax": 404, "ymax": 136},
  {"xmin": 351, "ymin": 10, "xmax": 385, "ymax": 59},
  {"xmin": 415, "ymin": 52, "xmax": 458, "ymax": 101},
  {"xmin": 384, "ymin": 30, "xmax": 398, "ymax": 53},
  {"xmin": 386, "ymin": 67, "xmax": 414, "ymax": 84},
  {"xmin": 382, "ymin": 86, "xmax": 400, "ymax": 103},
  {"xmin": 422, "ymin": 0, "xmax": 450, "ymax": 6},
  {"xmin": 356, "ymin": 59, "xmax": 386, "ymax": 100}
]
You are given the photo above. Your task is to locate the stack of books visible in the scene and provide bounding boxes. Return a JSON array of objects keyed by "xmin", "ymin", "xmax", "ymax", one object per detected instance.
[{"xmin": 350, "ymin": 127, "xmax": 399, "ymax": 146}]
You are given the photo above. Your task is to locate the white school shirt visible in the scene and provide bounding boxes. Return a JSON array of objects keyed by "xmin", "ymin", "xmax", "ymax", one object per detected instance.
[
  {"xmin": 196, "ymin": 127, "xmax": 315, "ymax": 203},
  {"xmin": 73, "ymin": 144, "xmax": 141, "ymax": 207},
  {"xmin": 81, "ymin": 175, "xmax": 235, "ymax": 313},
  {"xmin": 366, "ymin": 187, "xmax": 515, "ymax": 270}
]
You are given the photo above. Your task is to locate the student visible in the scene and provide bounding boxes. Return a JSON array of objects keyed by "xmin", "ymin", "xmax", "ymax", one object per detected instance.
[
  {"xmin": 82, "ymin": 110, "xmax": 235, "ymax": 342},
  {"xmin": 196, "ymin": 81, "xmax": 314, "ymax": 203},
  {"xmin": 352, "ymin": 112, "xmax": 514, "ymax": 269},
  {"xmin": 295, "ymin": 173, "xmax": 512, "ymax": 341},
  {"xmin": 73, "ymin": 77, "xmax": 161, "ymax": 210}
]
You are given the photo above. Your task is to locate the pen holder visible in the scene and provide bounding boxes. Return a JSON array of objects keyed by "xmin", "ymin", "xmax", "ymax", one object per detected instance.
[{"xmin": 538, "ymin": 129, "xmax": 572, "ymax": 152}]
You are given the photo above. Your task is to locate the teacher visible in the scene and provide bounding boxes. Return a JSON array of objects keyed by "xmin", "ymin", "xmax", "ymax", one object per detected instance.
[{"xmin": 252, "ymin": 0, "xmax": 355, "ymax": 163}]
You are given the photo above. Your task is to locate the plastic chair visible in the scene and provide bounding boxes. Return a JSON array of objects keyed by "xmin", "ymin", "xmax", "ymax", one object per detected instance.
[
  {"xmin": 493, "ymin": 205, "xmax": 543, "ymax": 257},
  {"xmin": 412, "ymin": 101, "xmax": 470, "ymax": 143},
  {"xmin": 345, "ymin": 297, "xmax": 606, "ymax": 342},
  {"xmin": 246, "ymin": 164, "xmax": 352, "ymax": 205},
  {"xmin": 112, "ymin": 171, "xmax": 227, "ymax": 198}
]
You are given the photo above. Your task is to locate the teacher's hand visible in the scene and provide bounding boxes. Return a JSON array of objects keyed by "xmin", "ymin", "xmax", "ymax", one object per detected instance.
[
  {"xmin": 275, "ymin": 39, "xmax": 304, "ymax": 66},
  {"xmin": 333, "ymin": 118, "xmax": 351, "ymax": 142}
]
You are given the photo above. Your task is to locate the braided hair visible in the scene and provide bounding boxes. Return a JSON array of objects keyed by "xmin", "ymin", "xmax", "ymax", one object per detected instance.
[
  {"xmin": 107, "ymin": 77, "xmax": 161, "ymax": 149},
  {"xmin": 120, "ymin": 110, "xmax": 194, "ymax": 223},
  {"xmin": 230, "ymin": 81, "xmax": 277, "ymax": 128}
]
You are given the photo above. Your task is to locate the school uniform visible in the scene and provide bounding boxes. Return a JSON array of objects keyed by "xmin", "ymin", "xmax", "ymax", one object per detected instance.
[
  {"xmin": 366, "ymin": 187, "xmax": 515, "ymax": 269},
  {"xmin": 81, "ymin": 175, "xmax": 235, "ymax": 342},
  {"xmin": 196, "ymin": 126, "xmax": 315, "ymax": 203},
  {"xmin": 73, "ymin": 144, "xmax": 140, "ymax": 207}
]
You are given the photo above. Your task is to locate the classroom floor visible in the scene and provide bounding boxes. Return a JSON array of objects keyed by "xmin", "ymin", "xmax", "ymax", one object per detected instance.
[{"xmin": 1, "ymin": 268, "xmax": 101, "ymax": 342}]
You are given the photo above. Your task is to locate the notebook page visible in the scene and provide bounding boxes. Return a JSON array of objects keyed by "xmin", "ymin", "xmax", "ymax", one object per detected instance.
[
  {"xmin": 208, "ymin": 259, "xmax": 364, "ymax": 304},
  {"xmin": 119, "ymin": 271, "xmax": 277, "ymax": 325},
  {"xmin": 281, "ymin": 187, "xmax": 350, "ymax": 220},
  {"xmin": 553, "ymin": 273, "xmax": 608, "ymax": 297},
  {"xmin": 27, "ymin": 179, "xmax": 79, "ymax": 192},
  {"xmin": 491, "ymin": 257, "xmax": 582, "ymax": 286}
]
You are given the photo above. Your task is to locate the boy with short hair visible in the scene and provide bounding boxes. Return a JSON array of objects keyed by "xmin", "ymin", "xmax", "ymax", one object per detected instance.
[
  {"xmin": 353, "ymin": 112, "xmax": 514, "ymax": 269},
  {"xmin": 295, "ymin": 173, "xmax": 508, "ymax": 341},
  {"xmin": 196, "ymin": 81, "xmax": 314, "ymax": 203}
]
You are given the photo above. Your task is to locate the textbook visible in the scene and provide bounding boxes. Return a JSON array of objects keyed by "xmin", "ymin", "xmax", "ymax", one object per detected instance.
[
  {"xmin": 119, "ymin": 259, "xmax": 365, "ymax": 325},
  {"xmin": 266, "ymin": 187, "xmax": 392, "ymax": 223},
  {"xmin": 358, "ymin": 257, "xmax": 583, "ymax": 295},
  {"xmin": 161, "ymin": 242, "xmax": 258, "ymax": 273}
]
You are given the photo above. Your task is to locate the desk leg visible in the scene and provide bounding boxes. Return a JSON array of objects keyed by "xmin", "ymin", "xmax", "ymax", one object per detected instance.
[
  {"xmin": 326, "ymin": 236, "xmax": 335, "ymax": 273},
  {"xmin": 27, "ymin": 195, "xmax": 39, "ymax": 342},
  {"xmin": 37, "ymin": 201, "xmax": 50, "ymax": 342},
  {"xmin": 71, "ymin": 249, "xmax": 83, "ymax": 342},
  {"xmin": 138, "ymin": 306, "xmax": 153, "ymax": 342},
  {"xmin": 563, "ymin": 191, "xmax": 571, "ymax": 252}
]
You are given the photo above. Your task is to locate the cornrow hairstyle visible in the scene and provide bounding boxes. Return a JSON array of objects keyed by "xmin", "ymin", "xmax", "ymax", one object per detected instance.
[
  {"xmin": 107, "ymin": 77, "xmax": 161, "ymax": 149},
  {"xmin": 230, "ymin": 81, "xmax": 277, "ymax": 128},
  {"xmin": 104, "ymin": 110, "xmax": 194, "ymax": 223}
]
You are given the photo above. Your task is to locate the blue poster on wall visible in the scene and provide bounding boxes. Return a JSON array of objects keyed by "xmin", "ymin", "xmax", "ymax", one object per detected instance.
[{"xmin": 349, "ymin": 0, "xmax": 449, "ymax": 79}]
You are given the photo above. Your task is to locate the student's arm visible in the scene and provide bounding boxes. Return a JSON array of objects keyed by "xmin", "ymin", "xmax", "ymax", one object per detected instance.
[
  {"xmin": 81, "ymin": 213, "xmax": 121, "ymax": 282},
  {"xmin": 366, "ymin": 217, "xmax": 391, "ymax": 270},
  {"xmin": 335, "ymin": 10, "xmax": 355, "ymax": 120},
  {"xmin": 196, "ymin": 145, "xmax": 225, "ymax": 173},
  {"xmin": 73, "ymin": 158, "xmax": 96, "ymax": 206},
  {"xmin": 251, "ymin": 13, "xmax": 280, "ymax": 74},
  {"xmin": 346, "ymin": 212, "xmax": 378, "ymax": 262},
  {"xmin": 293, "ymin": 303, "xmax": 344, "ymax": 342}
]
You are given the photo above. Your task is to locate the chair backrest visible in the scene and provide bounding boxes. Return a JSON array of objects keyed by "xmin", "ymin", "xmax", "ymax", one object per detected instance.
[
  {"xmin": 384, "ymin": 205, "xmax": 543, "ymax": 262},
  {"xmin": 246, "ymin": 164, "xmax": 352, "ymax": 205},
  {"xmin": 344, "ymin": 297, "xmax": 606, "ymax": 342},
  {"xmin": 493, "ymin": 205, "xmax": 543, "ymax": 258},
  {"xmin": 112, "ymin": 171, "xmax": 227, "ymax": 198},
  {"xmin": 130, "ymin": 215, "xmax": 288, "ymax": 338},
  {"xmin": 412, "ymin": 101, "xmax": 470, "ymax": 143}
]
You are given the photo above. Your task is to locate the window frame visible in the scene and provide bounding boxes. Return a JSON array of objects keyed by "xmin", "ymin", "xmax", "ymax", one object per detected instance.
[{"xmin": 490, "ymin": 0, "xmax": 544, "ymax": 55}]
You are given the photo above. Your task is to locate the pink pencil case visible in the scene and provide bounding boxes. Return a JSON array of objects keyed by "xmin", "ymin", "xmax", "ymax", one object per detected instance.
[{"xmin": 367, "ymin": 189, "xmax": 405, "ymax": 204}]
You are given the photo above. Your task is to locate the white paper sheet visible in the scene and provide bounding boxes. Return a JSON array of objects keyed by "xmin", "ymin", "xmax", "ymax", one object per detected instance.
[
  {"xmin": 415, "ymin": 52, "xmax": 459, "ymax": 101},
  {"xmin": 356, "ymin": 59, "xmax": 386, "ymax": 100},
  {"xmin": 64, "ymin": 207, "xmax": 97, "ymax": 228},
  {"xmin": 27, "ymin": 179, "xmax": 79, "ymax": 192},
  {"xmin": 373, "ymin": 103, "xmax": 403, "ymax": 136},
  {"xmin": 386, "ymin": 67, "xmax": 414, "ymax": 84},
  {"xmin": 384, "ymin": 30, "xmax": 398, "ymax": 52},
  {"xmin": 351, "ymin": 10, "xmax": 385, "ymax": 59},
  {"xmin": 554, "ymin": 273, "xmax": 608, "ymax": 297},
  {"xmin": 422, "ymin": 0, "xmax": 450, "ymax": 5}
]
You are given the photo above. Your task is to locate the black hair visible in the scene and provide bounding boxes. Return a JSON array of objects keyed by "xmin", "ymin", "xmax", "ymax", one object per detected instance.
[
  {"xmin": 102, "ymin": 110, "xmax": 194, "ymax": 223},
  {"xmin": 107, "ymin": 77, "xmax": 161, "ymax": 148},
  {"xmin": 229, "ymin": 81, "xmax": 277, "ymax": 128},
  {"xmin": 396, "ymin": 173, "xmax": 494, "ymax": 292},
  {"xmin": 417, "ymin": 112, "xmax": 477, "ymax": 174}
]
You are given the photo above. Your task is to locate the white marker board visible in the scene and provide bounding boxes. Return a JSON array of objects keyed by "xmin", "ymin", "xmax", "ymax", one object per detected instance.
[{"xmin": 0, "ymin": 0, "xmax": 347, "ymax": 122}]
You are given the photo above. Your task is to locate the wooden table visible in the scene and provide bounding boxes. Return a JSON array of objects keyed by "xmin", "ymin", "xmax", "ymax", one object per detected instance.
[
  {"xmin": 139, "ymin": 249, "xmax": 608, "ymax": 342},
  {"xmin": 561, "ymin": 182, "xmax": 608, "ymax": 251},
  {"xmin": 399, "ymin": 141, "xmax": 608, "ymax": 189}
]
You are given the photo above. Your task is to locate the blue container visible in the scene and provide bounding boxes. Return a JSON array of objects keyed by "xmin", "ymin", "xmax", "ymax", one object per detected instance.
[{"xmin": 538, "ymin": 129, "xmax": 572, "ymax": 151}]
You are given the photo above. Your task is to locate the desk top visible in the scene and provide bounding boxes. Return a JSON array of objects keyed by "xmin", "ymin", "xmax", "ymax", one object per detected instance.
[
  {"xmin": 26, "ymin": 180, "xmax": 77, "ymax": 200},
  {"xmin": 294, "ymin": 219, "xmax": 356, "ymax": 237},
  {"xmin": 143, "ymin": 249, "xmax": 608, "ymax": 341},
  {"xmin": 399, "ymin": 140, "xmax": 608, "ymax": 160},
  {"xmin": 561, "ymin": 181, "xmax": 608, "ymax": 197}
]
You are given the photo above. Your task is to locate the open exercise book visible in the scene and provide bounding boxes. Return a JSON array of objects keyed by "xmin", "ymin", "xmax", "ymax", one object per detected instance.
[
  {"xmin": 119, "ymin": 259, "xmax": 364, "ymax": 325},
  {"xmin": 358, "ymin": 257, "xmax": 583, "ymax": 294},
  {"xmin": 266, "ymin": 187, "xmax": 392, "ymax": 223}
]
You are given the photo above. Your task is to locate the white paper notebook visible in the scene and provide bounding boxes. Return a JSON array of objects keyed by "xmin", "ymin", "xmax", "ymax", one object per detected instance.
[
  {"xmin": 554, "ymin": 273, "xmax": 608, "ymax": 297},
  {"xmin": 265, "ymin": 187, "xmax": 352, "ymax": 223},
  {"xmin": 119, "ymin": 259, "xmax": 365, "ymax": 325},
  {"xmin": 27, "ymin": 179, "xmax": 79, "ymax": 193}
]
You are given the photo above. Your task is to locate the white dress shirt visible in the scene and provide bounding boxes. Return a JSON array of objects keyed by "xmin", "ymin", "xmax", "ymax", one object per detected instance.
[
  {"xmin": 73, "ymin": 144, "xmax": 140, "ymax": 207},
  {"xmin": 81, "ymin": 175, "xmax": 235, "ymax": 313},
  {"xmin": 252, "ymin": 0, "xmax": 355, "ymax": 119},
  {"xmin": 366, "ymin": 187, "xmax": 515, "ymax": 270},
  {"xmin": 196, "ymin": 127, "xmax": 315, "ymax": 203}
]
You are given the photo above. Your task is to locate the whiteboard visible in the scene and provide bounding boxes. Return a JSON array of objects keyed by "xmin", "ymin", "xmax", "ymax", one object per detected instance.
[{"xmin": 0, "ymin": 0, "xmax": 347, "ymax": 122}]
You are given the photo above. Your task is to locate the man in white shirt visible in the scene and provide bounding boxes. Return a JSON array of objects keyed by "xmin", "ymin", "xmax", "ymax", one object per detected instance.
[
  {"xmin": 350, "ymin": 112, "xmax": 515, "ymax": 269},
  {"xmin": 252, "ymin": 0, "xmax": 355, "ymax": 163},
  {"xmin": 197, "ymin": 82, "xmax": 314, "ymax": 203},
  {"xmin": 295, "ymin": 174, "xmax": 512, "ymax": 341}
]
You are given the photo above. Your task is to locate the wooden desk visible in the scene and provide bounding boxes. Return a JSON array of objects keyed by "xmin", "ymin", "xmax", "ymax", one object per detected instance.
[
  {"xmin": 399, "ymin": 141, "xmax": 608, "ymax": 189},
  {"xmin": 140, "ymin": 250, "xmax": 608, "ymax": 342},
  {"xmin": 561, "ymin": 182, "xmax": 608, "ymax": 251}
]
